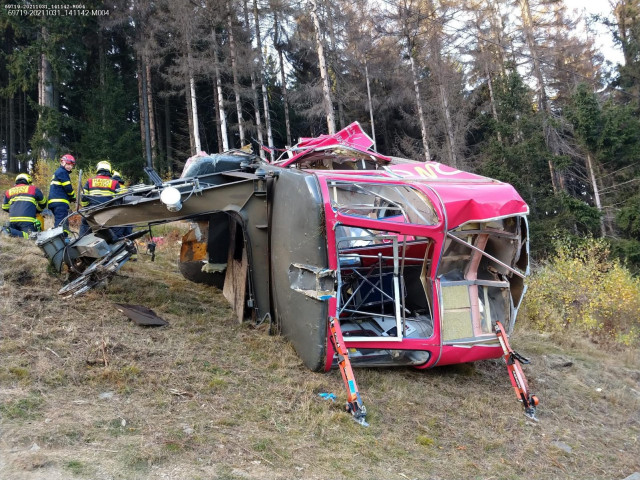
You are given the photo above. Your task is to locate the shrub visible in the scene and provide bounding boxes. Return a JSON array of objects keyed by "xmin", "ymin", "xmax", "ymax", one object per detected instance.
[
  {"xmin": 32, "ymin": 159, "xmax": 57, "ymax": 196},
  {"xmin": 523, "ymin": 236, "xmax": 640, "ymax": 346},
  {"xmin": 32, "ymin": 159, "xmax": 84, "ymax": 201}
]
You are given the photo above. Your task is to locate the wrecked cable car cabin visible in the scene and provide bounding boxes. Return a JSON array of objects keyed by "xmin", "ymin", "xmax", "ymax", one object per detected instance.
[{"xmin": 45, "ymin": 123, "xmax": 537, "ymax": 424}]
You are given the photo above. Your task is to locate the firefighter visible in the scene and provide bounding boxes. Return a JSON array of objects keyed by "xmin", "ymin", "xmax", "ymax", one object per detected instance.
[
  {"xmin": 48, "ymin": 153, "xmax": 77, "ymax": 235},
  {"xmin": 79, "ymin": 161, "xmax": 120, "ymax": 237},
  {"xmin": 111, "ymin": 170, "xmax": 126, "ymax": 191},
  {"xmin": 1, "ymin": 173, "xmax": 47, "ymax": 238},
  {"xmin": 111, "ymin": 170, "xmax": 133, "ymax": 238}
]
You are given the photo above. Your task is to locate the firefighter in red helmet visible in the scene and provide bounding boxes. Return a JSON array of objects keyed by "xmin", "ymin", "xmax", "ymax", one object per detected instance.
[
  {"xmin": 48, "ymin": 153, "xmax": 77, "ymax": 236},
  {"xmin": 1, "ymin": 173, "xmax": 47, "ymax": 238}
]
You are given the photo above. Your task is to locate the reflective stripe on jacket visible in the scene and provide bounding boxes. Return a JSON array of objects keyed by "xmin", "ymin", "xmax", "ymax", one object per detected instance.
[
  {"xmin": 2, "ymin": 184, "xmax": 47, "ymax": 223},
  {"xmin": 81, "ymin": 175, "xmax": 120, "ymax": 207},
  {"xmin": 49, "ymin": 166, "xmax": 76, "ymax": 205}
]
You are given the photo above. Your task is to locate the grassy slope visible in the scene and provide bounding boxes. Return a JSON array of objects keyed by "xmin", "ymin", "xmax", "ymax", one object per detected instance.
[{"xmin": 1, "ymin": 174, "xmax": 639, "ymax": 479}]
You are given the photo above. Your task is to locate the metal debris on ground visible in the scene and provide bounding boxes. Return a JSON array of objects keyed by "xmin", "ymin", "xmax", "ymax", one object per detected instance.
[{"xmin": 114, "ymin": 303, "xmax": 168, "ymax": 327}]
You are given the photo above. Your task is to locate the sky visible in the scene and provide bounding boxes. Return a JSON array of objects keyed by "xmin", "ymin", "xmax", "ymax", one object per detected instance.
[{"xmin": 564, "ymin": 0, "xmax": 624, "ymax": 66}]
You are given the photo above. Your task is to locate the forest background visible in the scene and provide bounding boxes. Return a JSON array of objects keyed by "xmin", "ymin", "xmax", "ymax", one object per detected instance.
[{"xmin": 1, "ymin": 0, "xmax": 640, "ymax": 267}]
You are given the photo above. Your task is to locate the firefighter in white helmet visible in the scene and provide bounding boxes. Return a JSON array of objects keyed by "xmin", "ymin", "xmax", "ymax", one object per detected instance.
[{"xmin": 79, "ymin": 161, "xmax": 120, "ymax": 237}]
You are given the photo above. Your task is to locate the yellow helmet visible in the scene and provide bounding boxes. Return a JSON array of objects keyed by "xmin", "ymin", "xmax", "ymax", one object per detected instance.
[
  {"xmin": 15, "ymin": 173, "xmax": 33, "ymax": 185},
  {"xmin": 96, "ymin": 161, "xmax": 112, "ymax": 174}
]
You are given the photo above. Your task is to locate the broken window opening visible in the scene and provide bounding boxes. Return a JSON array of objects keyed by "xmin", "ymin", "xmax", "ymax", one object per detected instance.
[
  {"xmin": 438, "ymin": 220, "xmax": 525, "ymax": 343},
  {"xmin": 329, "ymin": 181, "xmax": 439, "ymax": 227},
  {"xmin": 334, "ymin": 226, "xmax": 434, "ymax": 367}
]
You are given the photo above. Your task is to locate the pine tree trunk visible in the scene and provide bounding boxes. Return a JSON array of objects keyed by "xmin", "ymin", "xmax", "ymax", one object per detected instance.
[
  {"xmin": 364, "ymin": 59, "xmax": 376, "ymax": 151},
  {"xmin": 141, "ymin": 57, "xmax": 153, "ymax": 168},
  {"xmin": 253, "ymin": 0, "xmax": 274, "ymax": 160},
  {"xmin": 251, "ymin": 71, "xmax": 264, "ymax": 157},
  {"xmin": 324, "ymin": 0, "xmax": 344, "ymax": 130},
  {"xmin": 488, "ymin": 0, "xmax": 507, "ymax": 76},
  {"xmin": 216, "ymin": 70, "xmax": 229, "ymax": 152},
  {"xmin": 227, "ymin": 8, "xmax": 246, "ymax": 146},
  {"xmin": 185, "ymin": 40, "xmax": 201, "ymax": 155},
  {"xmin": 212, "ymin": 31, "xmax": 229, "ymax": 151},
  {"xmin": 519, "ymin": 0, "xmax": 559, "ymax": 194},
  {"xmin": 137, "ymin": 57, "xmax": 147, "ymax": 159},
  {"xmin": 519, "ymin": 0, "xmax": 548, "ymax": 111},
  {"xmin": 8, "ymin": 94, "xmax": 16, "ymax": 172},
  {"xmin": 190, "ymin": 76, "xmax": 201, "ymax": 153},
  {"xmin": 39, "ymin": 26, "xmax": 55, "ymax": 161},
  {"xmin": 165, "ymin": 95, "xmax": 173, "ymax": 176},
  {"xmin": 213, "ymin": 80, "xmax": 223, "ymax": 151},
  {"xmin": 273, "ymin": 9, "xmax": 292, "ymax": 146},
  {"xmin": 585, "ymin": 151, "xmax": 606, "ymax": 236},
  {"xmin": 243, "ymin": 0, "xmax": 264, "ymax": 158},
  {"xmin": 278, "ymin": 48, "xmax": 292, "ymax": 147},
  {"xmin": 309, "ymin": 0, "xmax": 336, "ymax": 134},
  {"xmin": 439, "ymin": 82, "xmax": 457, "ymax": 168},
  {"xmin": 156, "ymin": 98, "xmax": 165, "ymax": 174},
  {"xmin": 408, "ymin": 50, "xmax": 431, "ymax": 162},
  {"xmin": 146, "ymin": 61, "xmax": 157, "ymax": 168},
  {"xmin": 99, "ymin": 29, "xmax": 106, "ymax": 127},
  {"xmin": 474, "ymin": 10, "xmax": 502, "ymax": 143},
  {"xmin": 216, "ymin": 75, "xmax": 229, "ymax": 152},
  {"xmin": 486, "ymin": 68, "xmax": 502, "ymax": 143},
  {"xmin": 19, "ymin": 90, "xmax": 25, "ymax": 154},
  {"xmin": 186, "ymin": 80, "xmax": 196, "ymax": 155}
]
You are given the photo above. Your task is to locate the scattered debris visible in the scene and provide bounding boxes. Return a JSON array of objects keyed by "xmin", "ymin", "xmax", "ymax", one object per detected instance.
[
  {"xmin": 551, "ymin": 441, "xmax": 573, "ymax": 454},
  {"xmin": 182, "ymin": 424, "xmax": 194, "ymax": 435},
  {"xmin": 546, "ymin": 354, "xmax": 574, "ymax": 369},
  {"xmin": 318, "ymin": 392, "xmax": 336, "ymax": 402},
  {"xmin": 114, "ymin": 303, "xmax": 168, "ymax": 327},
  {"xmin": 169, "ymin": 388, "xmax": 193, "ymax": 397}
]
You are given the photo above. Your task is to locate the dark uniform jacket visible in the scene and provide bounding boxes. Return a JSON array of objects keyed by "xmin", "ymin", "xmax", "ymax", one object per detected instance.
[
  {"xmin": 2, "ymin": 184, "xmax": 47, "ymax": 224},
  {"xmin": 81, "ymin": 175, "xmax": 120, "ymax": 207},
  {"xmin": 49, "ymin": 166, "xmax": 77, "ymax": 205}
]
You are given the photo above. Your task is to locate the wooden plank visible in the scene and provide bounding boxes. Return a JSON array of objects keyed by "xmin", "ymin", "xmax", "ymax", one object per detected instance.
[{"xmin": 223, "ymin": 222, "xmax": 248, "ymax": 323}]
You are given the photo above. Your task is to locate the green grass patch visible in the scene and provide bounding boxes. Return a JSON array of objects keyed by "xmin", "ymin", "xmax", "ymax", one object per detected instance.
[
  {"xmin": 0, "ymin": 394, "xmax": 44, "ymax": 420},
  {"xmin": 64, "ymin": 459, "xmax": 87, "ymax": 475},
  {"xmin": 416, "ymin": 435, "xmax": 435, "ymax": 447},
  {"xmin": 8, "ymin": 366, "xmax": 30, "ymax": 379},
  {"xmin": 208, "ymin": 377, "xmax": 228, "ymax": 390}
]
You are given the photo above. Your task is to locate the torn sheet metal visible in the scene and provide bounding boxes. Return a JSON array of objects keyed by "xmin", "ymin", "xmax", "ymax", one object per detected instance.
[
  {"xmin": 288, "ymin": 263, "xmax": 335, "ymax": 300},
  {"xmin": 114, "ymin": 303, "xmax": 169, "ymax": 327}
]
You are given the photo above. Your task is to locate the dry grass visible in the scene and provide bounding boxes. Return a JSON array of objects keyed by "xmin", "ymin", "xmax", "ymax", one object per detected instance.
[{"xmin": 1, "ymin": 218, "xmax": 640, "ymax": 479}]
